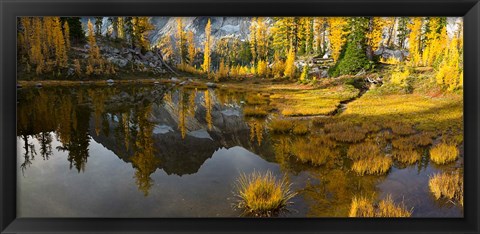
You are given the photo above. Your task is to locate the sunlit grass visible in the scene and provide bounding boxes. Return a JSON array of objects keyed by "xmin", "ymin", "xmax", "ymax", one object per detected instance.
[
  {"xmin": 349, "ymin": 195, "xmax": 412, "ymax": 217},
  {"xmin": 429, "ymin": 171, "xmax": 463, "ymax": 206},
  {"xmin": 234, "ymin": 171, "xmax": 297, "ymax": 217},
  {"xmin": 270, "ymin": 84, "xmax": 359, "ymax": 117},
  {"xmin": 340, "ymin": 92, "xmax": 463, "ymax": 134},
  {"xmin": 429, "ymin": 143, "xmax": 459, "ymax": 164}
]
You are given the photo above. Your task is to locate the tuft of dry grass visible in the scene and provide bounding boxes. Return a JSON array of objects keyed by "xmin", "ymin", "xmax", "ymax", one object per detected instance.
[
  {"xmin": 387, "ymin": 121, "xmax": 416, "ymax": 136},
  {"xmin": 348, "ymin": 196, "xmax": 375, "ymax": 217},
  {"xmin": 392, "ymin": 149, "xmax": 421, "ymax": 165},
  {"xmin": 292, "ymin": 121, "xmax": 310, "ymax": 135},
  {"xmin": 351, "ymin": 156, "xmax": 393, "ymax": 175},
  {"xmin": 347, "ymin": 142, "xmax": 381, "ymax": 161},
  {"xmin": 349, "ymin": 195, "xmax": 412, "ymax": 217},
  {"xmin": 291, "ymin": 136, "xmax": 338, "ymax": 166},
  {"xmin": 429, "ymin": 143, "xmax": 459, "ymax": 164},
  {"xmin": 429, "ymin": 171, "xmax": 463, "ymax": 206},
  {"xmin": 325, "ymin": 121, "xmax": 367, "ymax": 143},
  {"xmin": 392, "ymin": 132, "xmax": 435, "ymax": 150},
  {"xmin": 235, "ymin": 171, "xmax": 297, "ymax": 217},
  {"xmin": 376, "ymin": 195, "xmax": 413, "ymax": 217},
  {"xmin": 269, "ymin": 118, "xmax": 294, "ymax": 133}
]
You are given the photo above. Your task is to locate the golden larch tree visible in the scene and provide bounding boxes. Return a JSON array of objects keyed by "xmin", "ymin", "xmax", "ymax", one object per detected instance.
[
  {"xmin": 284, "ymin": 46, "xmax": 296, "ymax": 79},
  {"xmin": 202, "ymin": 18, "xmax": 212, "ymax": 76},
  {"xmin": 328, "ymin": 17, "xmax": 349, "ymax": 62},
  {"xmin": 187, "ymin": 31, "xmax": 196, "ymax": 66}
]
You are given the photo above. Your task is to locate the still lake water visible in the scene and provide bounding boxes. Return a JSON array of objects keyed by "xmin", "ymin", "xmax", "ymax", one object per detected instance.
[{"xmin": 17, "ymin": 84, "xmax": 463, "ymax": 217}]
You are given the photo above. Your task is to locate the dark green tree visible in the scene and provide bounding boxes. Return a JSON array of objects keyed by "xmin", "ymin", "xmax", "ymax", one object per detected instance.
[
  {"xmin": 60, "ymin": 17, "xmax": 85, "ymax": 44},
  {"xmin": 329, "ymin": 17, "xmax": 370, "ymax": 76}
]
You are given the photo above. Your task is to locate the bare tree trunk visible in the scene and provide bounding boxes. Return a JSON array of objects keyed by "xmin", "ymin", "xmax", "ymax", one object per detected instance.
[
  {"xmin": 366, "ymin": 17, "xmax": 374, "ymax": 60},
  {"xmin": 386, "ymin": 17, "xmax": 397, "ymax": 48}
]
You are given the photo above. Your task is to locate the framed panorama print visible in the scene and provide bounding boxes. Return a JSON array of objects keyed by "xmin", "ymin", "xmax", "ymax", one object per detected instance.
[{"xmin": 1, "ymin": 0, "xmax": 479, "ymax": 233}]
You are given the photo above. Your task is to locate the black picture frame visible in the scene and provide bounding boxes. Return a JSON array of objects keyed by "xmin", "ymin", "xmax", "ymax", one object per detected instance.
[{"xmin": 1, "ymin": 0, "xmax": 479, "ymax": 233}]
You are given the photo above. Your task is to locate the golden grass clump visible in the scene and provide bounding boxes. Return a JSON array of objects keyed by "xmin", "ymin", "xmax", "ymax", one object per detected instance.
[
  {"xmin": 243, "ymin": 106, "xmax": 269, "ymax": 117},
  {"xmin": 269, "ymin": 118, "xmax": 294, "ymax": 133},
  {"xmin": 429, "ymin": 143, "xmax": 459, "ymax": 164},
  {"xmin": 349, "ymin": 195, "xmax": 412, "ymax": 217},
  {"xmin": 361, "ymin": 122, "xmax": 382, "ymax": 133},
  {"xmin": 347, "ymin": 142, "xmax": 381, "ymax": 161},
  {"xmin": 351, "ymin": 156, "xmax": 392, "ymax": 175},
  {"xmin": 429, "ymin": 171, "xmax": 463, "ymax": 206},
  {"xmin": 392, "ymin": 132, "xmax": 435, "ymax": 150},
  {"xmin": 311, "ymin": 117, "xmax": 332, "ymax": 127},
  {"xmin": 325, "ymin": 121, "xmax": 367, "ymax": 143},
  {"xmin": 235, "ymin": 171, "xmax": 297, "ymax": 217},
  {"xmin": 292, "ymin": 121, "xmax": 310, "ymax": 135},
  {"xmin": 291, "ymin": 136, "xmax": 338, "ymax": 166},
  {"xmin": 392, "ymin": 149, "xmax": 421, "ymax": 165}
]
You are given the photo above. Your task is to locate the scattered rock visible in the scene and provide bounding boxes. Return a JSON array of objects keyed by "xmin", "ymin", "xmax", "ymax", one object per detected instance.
[
  {"xmin": 111, "ymin": 58, "xmax": 129, "ymax": 68},
  {"xmin": 67, "ymin": 68, "xmax": 75, "ymax": 76},
  {"xmin": 206, "ymin": 82, "xmax": 217, "ymax": 88},
  {"xmin": 145, "ymin": 51, "xmax": 154, "ymax": 59},
  {"xmin": 320, "ymin": 70, "xmax": 329, "ymax": 78},
  {"xmin": 171, "ymin": 77, "xmax": 180, "ymax": 82}
]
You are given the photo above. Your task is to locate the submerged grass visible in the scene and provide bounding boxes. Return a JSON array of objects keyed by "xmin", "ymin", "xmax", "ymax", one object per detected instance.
[
  {"xmin": 429, "ymin": 143, "xmax": 459, "ymax": 164},
  {"xmin": 235, "ymin": 171, "xmax": 297, "ymax": 217},
  {"xmin": 429, "ymin": 171, "xmax": 463, "ymax": 206},
  {"xmin": 349, "ymin": 195, "xmax": 413, "ymax": 217}
]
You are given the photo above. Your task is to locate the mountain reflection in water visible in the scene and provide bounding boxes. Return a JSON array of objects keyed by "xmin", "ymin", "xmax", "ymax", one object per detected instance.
[{"xmin": 16, "ymin": 85, "xmax": 463, "ymax": 217}]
